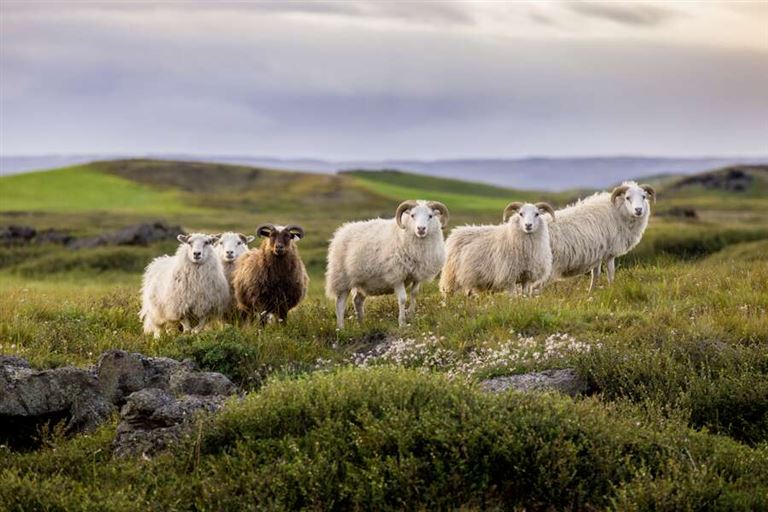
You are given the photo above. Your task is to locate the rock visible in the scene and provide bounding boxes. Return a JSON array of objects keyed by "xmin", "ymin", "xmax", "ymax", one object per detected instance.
[
  {"xmin": 0, "ymin": 355, "xmax": 30, "ymax": 368},
  {"xmin": 0, "ymin": 365, "xmax": 115, "ymax": 448},
  {"xmin": 480, "ymin": 368, "xmax": 587, "ymax": 397},
  {"xmin": 113, "ymin": 388, "xmax": 230, "ymax": 458},
  {"xmin": 70, "ymin": 221, "xmax": 185, "ymax": 249},
  {"xmin": 35, "ymin": 228, "xmax": 74, "ymax": 245},
  {"xmin": 97, "ymin": 350, "xmax": 235, "ymax": 406},
  {"xmin": 0, "ymin": 225, "xmax": 36, "ymax": 246}
]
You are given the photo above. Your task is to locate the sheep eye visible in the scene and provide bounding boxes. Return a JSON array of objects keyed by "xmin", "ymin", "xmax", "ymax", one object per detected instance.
[
  {"xmin": 429, "ymin": 214, "xmax": 433, "ymax": 219},
  {"xmin": 535, "ymin": 213, "xmax": 540, "ymax": 217},
  {"xmin": 410, "ymin": 214, "xmax": 415, "ymax": 218},
  {"xmin": 519, "ymin": 212, "xmax": 523, "ymax": 217},
  {"xmin": 643, "ymin": 195, "xmax": 647, "ymax": 200},
  {"xmin": 626, "ymin": 197, "xmax": 630, "ymax": 201}
]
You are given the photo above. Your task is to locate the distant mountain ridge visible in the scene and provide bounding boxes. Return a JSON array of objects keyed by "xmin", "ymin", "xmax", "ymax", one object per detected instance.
[{"xmin": 2, "ymin": 154, "xmax": 765, "ymax": 191}]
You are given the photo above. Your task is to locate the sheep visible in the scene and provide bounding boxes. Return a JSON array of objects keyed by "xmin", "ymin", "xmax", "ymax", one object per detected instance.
[
  {"xmin": 214, "ymin": 232, "xmax": 255, "ymax": 285},
  {"xmin": 139, "ymin": 233, "xmax": 230, "ymax": 338},
  {"xmin": 232, "ymin": 224, "xmax": 309, "ymax": 325},
  {"xmin": 326, "ymin": 199, "xmax": 449, "ymax": 328},
  {"xmin": 440, "ymin": 202, "xmax": 555, "ymax": 297},
  {"xmin": 547, "ymin": 181, "xmax": 656, "ymax": 291}
]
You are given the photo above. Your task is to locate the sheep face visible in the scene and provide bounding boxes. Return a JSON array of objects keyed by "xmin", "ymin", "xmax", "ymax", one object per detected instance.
[
  {"xmin": 215, "ymin": 232, "xmax": 254, "ymax": 263},
  {"xmin": 177, "ymin": 233, "xmax": 219, "ymax": 264},
  {"xmin": 398, "ymin": 202, "xmax": 445, "ymax": 239},
  {"xmin": 514, "ymin": 204, "xmax": 546, "ymax": 234},
  {"xmin": 612, "ymin": 183, "xmax": 655, "ymax": 219},
  {"xmin": 256, "ymin": 224, "xmax": 305, "ymax": 257}
]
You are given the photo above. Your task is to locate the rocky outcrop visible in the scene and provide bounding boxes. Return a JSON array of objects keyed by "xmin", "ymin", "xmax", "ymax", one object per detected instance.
[
  {"xmin": 0, "ymin": 363, "xmax": 115, "ymax": 448},
  {"xmin": 480, "ymin": 369, "xmax": 587, "ymax": 397},
  {"xmin": 69, "ymin": 222, "xmax": 184, "ymax": 249},
  {"xmin": 113, "ymin": 388, "xmax": 231, "ymax": 458},
  {"xmin": 0, "ymin": 351, "xmax": 236, "ymax": 454}
]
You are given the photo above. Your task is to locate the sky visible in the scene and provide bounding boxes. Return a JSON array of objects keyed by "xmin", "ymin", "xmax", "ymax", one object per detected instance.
[{"xmin": 1, "ymin": 1, "xmax": 767, "ymax": 160}]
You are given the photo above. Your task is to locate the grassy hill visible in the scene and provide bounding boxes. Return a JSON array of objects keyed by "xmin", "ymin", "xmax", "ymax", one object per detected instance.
[{"xmin": 1, "ymin": 160, "xmax": 768, "ymax": 509}]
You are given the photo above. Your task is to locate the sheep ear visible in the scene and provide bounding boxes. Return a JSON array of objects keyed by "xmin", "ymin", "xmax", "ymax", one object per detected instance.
[
  {"xmin": 177, "ymin": 234, "xmax": 189, "ymax": 244},
  {"xmin": 244, "ymin": 235, "xmax": 256, "ymax": 244},
  {"xmin": 535, "ymin": 202, "xmax": 556, "ymax": 220},
  {"xmin": 395, "ymin": 200, "xmax": 418, "ymax": 229},
  {"xmin": 503, "ymin": 202, "xmax": 524, "ymax": 222},
  {"xmin": 210, "ymin": 234, "xmax": 221, "ymax": 244},
  {"xmin": 610, "ymin": 185, "xmax": 630, "ymax": 205},
  {"xmin": 641, "ymin": 184, "xmax": 656, "ymax": 203}
]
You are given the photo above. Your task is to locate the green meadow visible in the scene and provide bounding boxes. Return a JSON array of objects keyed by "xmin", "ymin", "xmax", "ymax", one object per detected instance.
[{"xmin": 1, "ymin": 160, "xmax": 767, "ymax": 510}]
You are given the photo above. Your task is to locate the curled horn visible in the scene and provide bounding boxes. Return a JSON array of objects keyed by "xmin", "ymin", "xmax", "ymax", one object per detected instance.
[
  {"xmin": 640, "ymin": 184, "xmax": 656, "ymax": 203},
  {"xmin": 535, "ymin": 202, "xmax": 555, "ymax": 220},
  {"xmin": 503, "ymin": 202, "xmax": 524, "ymax": 222},
  {"xmin": 255, "ymin": 223, "xmax": 275, "ymax": 238},
  {"xmin": 610, "ymin": 185, "xmax": 630, "ymax": 205},
  {"xmin": 285, "ymin": 224, "xmax": 305, "ymax": 240},
  {"xmin": 427, "ymin": 201, "xmax": 450, "ymax": 227},
  {"xmin": 395, "ymin": 200, "xmax": 419, "ymax": 229}
]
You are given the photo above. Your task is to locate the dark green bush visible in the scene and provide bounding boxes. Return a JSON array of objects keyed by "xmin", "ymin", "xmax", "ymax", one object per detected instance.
[{"xmin": 12, "ymin": 247, "xmax": 153, "ymax": 277}]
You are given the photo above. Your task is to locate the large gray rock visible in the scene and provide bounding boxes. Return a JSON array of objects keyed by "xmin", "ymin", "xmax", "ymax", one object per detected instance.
[
  {"xmin": 97, "ymin": 350, "xmax": 236, "ymax": 405},
  {"xmin": 0, "ymin": 355, "xmax": 30, "ymax": 368},
  {"xmin": 113, "ymin": 388, "xmax": 230, "ymax": 458},
  {"xmin": 480, "ymin": 369, "xmax": 587, "ymax": 397},
  {"xmin": 69, "ymin": 221, "xmax": 184, "ymax": 249},
  {"xmin": 0, "ymin": 364, "xmax": 115, "ymax": 447}
]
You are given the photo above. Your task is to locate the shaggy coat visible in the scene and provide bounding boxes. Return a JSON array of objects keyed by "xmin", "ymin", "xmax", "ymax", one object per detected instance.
[
  {"xmin": 233, "ymin": 225, "xmax": 309, "ymax": 323},
  {"xmin": 548, "ymin": 181, "xmax": 654, "ymax": 290},
  {"xmin": 214, "ymin": 232, "xmax": 254, "ymax": 311},
  {"xmin": 440, "ymin": 203, "xmax": 553, "ymax": 296},
  {"xmin": 325, "ymin": 200, "xmax": 449, "ymax": 328},
  {"xmin": 140, "ymin": 234, "xmax": 230, "ymax": 337}
]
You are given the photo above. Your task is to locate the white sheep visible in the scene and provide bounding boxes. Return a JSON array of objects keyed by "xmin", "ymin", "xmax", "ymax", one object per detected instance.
[
  {"xmin": 325, "ymin": 200, "xmax": 449, "ymax": 328},
  {"xmin": 548, "ymin": 181, "xmax": 655, "ymax": 291},
  {"xmin": 440, "ymin": 202, "xmax": 555, "ymax": 297},
  {"xmin": 139, "ymin": 233, "xmax": 230, "ymax": 337},
  {"xmin": 214, "ymin": 232, "xmax": 255, "ymax": 305}
]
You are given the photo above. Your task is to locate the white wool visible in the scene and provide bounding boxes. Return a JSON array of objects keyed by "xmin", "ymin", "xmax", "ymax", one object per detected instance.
[
  {"xmin": 325, "ymin": 200, "xmax": 447, "ymax": 328},
  {"xmin": 549, "ymin": 181, "xmax": 652, "ymax": 284},
  {"xmin": 440, "ymin": 203, "xmax": 553, "ymax": 296},
  {"xmin": 139, "ymin": 233, "xmax": 230, "ymax": 337}
]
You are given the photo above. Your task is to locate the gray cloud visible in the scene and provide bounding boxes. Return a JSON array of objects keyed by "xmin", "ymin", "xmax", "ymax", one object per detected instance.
[
  {"xmin": 0, "ymin": 2, "xmax": 766, "ymax": 159},
  {"xmin": 567, "ymin": 1, "xmax": 680, "ymax": 27}
]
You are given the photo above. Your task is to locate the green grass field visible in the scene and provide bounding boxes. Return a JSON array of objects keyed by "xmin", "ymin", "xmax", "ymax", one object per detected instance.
[{"xmin": 1, "ymin": 160, "xmax": 767, "ymax": 510}]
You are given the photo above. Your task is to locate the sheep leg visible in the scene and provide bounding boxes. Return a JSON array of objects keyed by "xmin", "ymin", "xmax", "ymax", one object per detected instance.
[
  {"xmin": 606, "ymin": 257, "xmax": 616, "ymax": 284},
  {"xmin": 180, "ymin": 318, "xmax": 193, "ymax": 332},
  {"xmin": 589, "ymin": 264, "xmax": 602, "ymax": 293},
  {"xmin": 395, "ymin": 283, "xmax": 408, "ymax": 327},
  {"xmin": 335, "ymin": 291, "xmax": 349, "ymax": 329},
  {"xmin": 407, "ymin": 282, "xmax": 420, "ymax": 317},
  {"xmin": 353, "ymin": 291, "xmax": 365, "ymax": 322},
  {"xmin": 192, "ymin": 317, "xmax": 207, "ymax": 334}
]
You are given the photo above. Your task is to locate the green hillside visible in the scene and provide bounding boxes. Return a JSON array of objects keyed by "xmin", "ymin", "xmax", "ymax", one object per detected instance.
[
  {"xmin": 2, "ymin": 160, "xmax": 768, "ymax": 510},
  {"xmin": 0, "ymin": 164, "xmax": 192, "ymax": 214}
]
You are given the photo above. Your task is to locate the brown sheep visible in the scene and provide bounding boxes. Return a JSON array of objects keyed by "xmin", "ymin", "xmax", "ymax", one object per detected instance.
[{"xmin": 233, "ymin": 223, "xmax": 309, "ymax": 325}]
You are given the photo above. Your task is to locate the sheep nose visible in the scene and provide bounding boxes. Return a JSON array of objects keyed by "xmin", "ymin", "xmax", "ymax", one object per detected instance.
[
  {"xmin": 226, "ymin": 251, "xmax": 234, "ymax": 257},
  {"xmin": 417, "ymin": 226, "xmax": 427, "ymax": 235},
  {"xmin": 193, "ymin": 251, "xmax": 201, "ymax": 258},
  {"xmin": 525, "ymin": 223, "xmax": 533, "ymax": 230},
  {"xmin": 634, "ymin": 207, "xmax": 643, "ymax": 215}
]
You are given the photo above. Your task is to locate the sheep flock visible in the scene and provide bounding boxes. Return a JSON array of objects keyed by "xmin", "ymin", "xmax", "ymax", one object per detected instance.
[{"xmin": 139, "ymin": 182, "xmax": 655, "ymax": 335}]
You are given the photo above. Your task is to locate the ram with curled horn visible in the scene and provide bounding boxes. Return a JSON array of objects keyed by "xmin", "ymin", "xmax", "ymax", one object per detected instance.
[{"xmin": 325, "ymin": 199, "xmax": 449, "ymax": 328}]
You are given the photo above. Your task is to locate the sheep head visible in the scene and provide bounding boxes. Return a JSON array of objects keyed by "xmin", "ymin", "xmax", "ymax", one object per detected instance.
[
  {"xmin": 256, "ymin": 224, "xmax": 305, "ymax": 257},
  {"xmin": 215, "ymin": 232, "xmax": 255, "ymax": 263},
  {"xmin": 176, "ymin": 233, "xmax": 219, "ymax": 264},
  {"xmin": 505, "ymin": 203, "xmax": 550, "ymax": 234},
  {"xmin": 612, "ymin": 182, "xmax": 654, "ymax": 218},
  {"xmin": 396, "ymin": 200, "xmax": 446, "ymax": 238}
]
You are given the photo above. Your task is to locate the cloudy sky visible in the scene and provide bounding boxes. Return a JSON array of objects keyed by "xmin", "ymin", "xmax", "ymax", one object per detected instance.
[{"xmin": 1, "ymin": 1, "xmax": 766, "ymax": 159}]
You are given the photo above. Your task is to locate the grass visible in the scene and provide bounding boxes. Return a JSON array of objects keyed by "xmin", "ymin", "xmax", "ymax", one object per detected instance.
[
  {"xmin": 0, "ymin": 164, "xmax": 194, "ymax": 214},
  {"xmin": 1, "ymin": 159, "xmax": 767, "ymax": 509}
]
